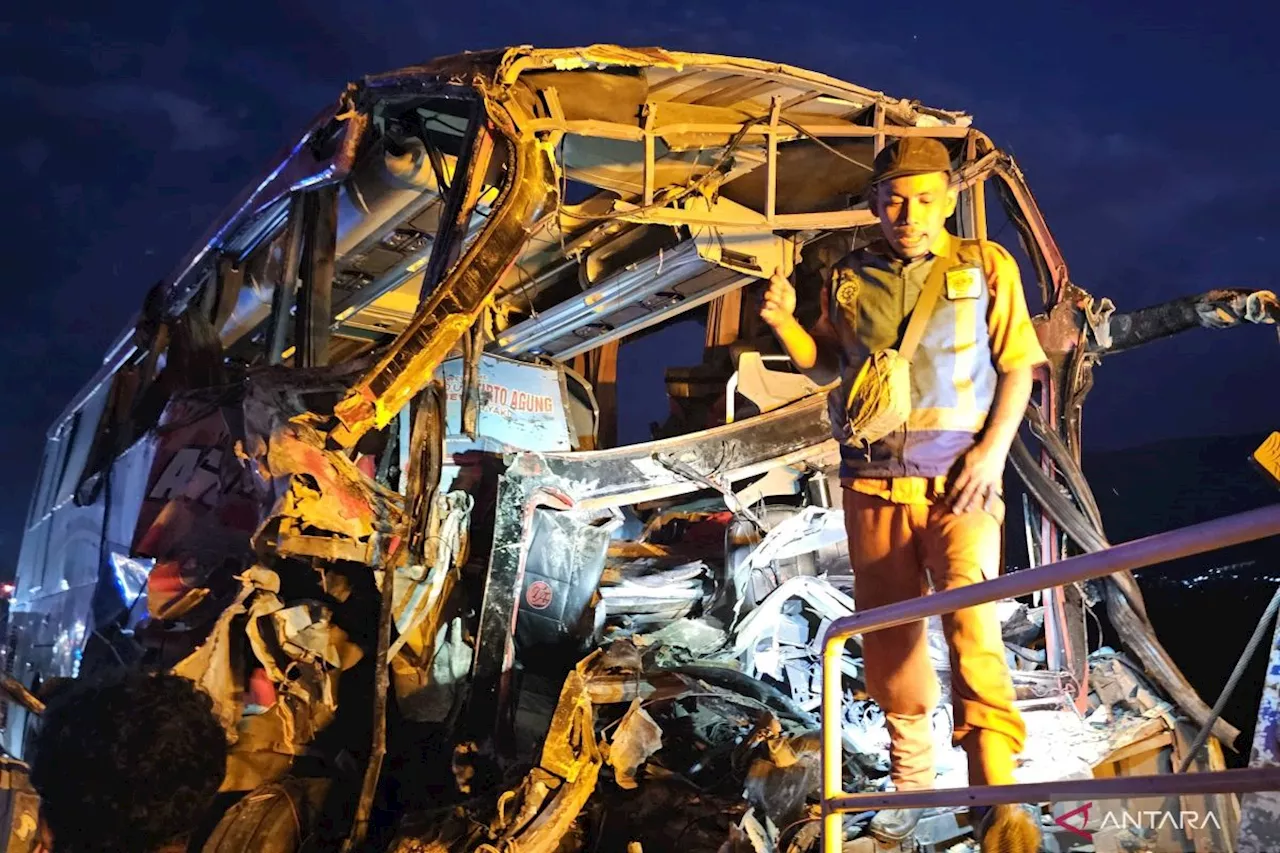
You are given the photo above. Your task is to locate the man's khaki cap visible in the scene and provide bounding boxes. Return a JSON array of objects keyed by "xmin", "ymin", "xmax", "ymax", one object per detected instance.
[{"xmin": 870, "ymin": 137, "xmax": 953, "ymax": 184}]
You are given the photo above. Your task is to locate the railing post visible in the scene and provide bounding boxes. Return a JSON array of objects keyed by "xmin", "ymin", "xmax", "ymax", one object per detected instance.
[
  {"xmin": 818, "ymin": 504, "xmax": 1280, "ymax": 845},
  {"xmin": 822, "ymin": 640, "xmax": 845, "ymax": 853}
]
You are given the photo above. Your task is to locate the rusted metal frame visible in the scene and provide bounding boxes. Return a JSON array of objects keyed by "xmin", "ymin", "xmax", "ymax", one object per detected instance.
[
  {"xmin": 460, "ymin": 315, "xmax": 483, "ymax": 440},
  {"xmin": 988, "ymin": 156, "xmax": 1069, "ymax": 308},
  {"xmin": 1035, "ymin": 365, "xmax": 1091, "ymax": 708},
  {"xmin": 982, "ymin": 153, "xmax": 1087, "ymax": 694},
  {"xmin": 295, "ymin": 183, "xmax": 338, "ymax": 368},
  {"xmin": 965, "ymin": 133, "xmax": 987, "ymax": 240},
  {"xmin": 1094, "ymin": 288, "xmax": 1280, "ymax": 355},
  {"xmin": 820, "ymin": 503, "xmax": 1280, "ymax": 852},
  {"xmin": 327, "ymin": 111, "xmax": 558, "ymax": 449},
  {"xmin": 607, "ymin": 150, "xmax": 997, "ymax": 231},
  {"xmin": 1051, "ymin": 394, "xmax": 1092, "ymax": 703},
  {"xmin": 417, "ymin": 99, "xmax": 491, "ymax": 307},
  {"xmin": 572, "ymin": 342, "xmax": 619, "ymax": 449},
  {"xmin": 872, "ymin": 101, "xmax": 885, "ymax": 157},
  {"xmin": 611, "ymin": 206, "xmax": 879, "ymax": 230},
  {"xmin": 1032, "ymin": 338, "xmax": 1089, "ymax": 696},
  {"xmin": 496, "ymin": 50, "xmax": 894, "ymax": 111},
  {"xmin": 642, "ymin": 102, "xmax": 656, "ymax": 207},
  {"xmin": 519, "ymin": 115, "xmax": 973, "ymax": 142},
  {"xmin": 766, "ymin": 96, "xmax": 781, "ymax": 222},
  {"xmin": 266, "ymin": 193, "xmax": 307, "ymax": 365},
  {"xmin": 405, "ymin": 384, "xmax": 445, "ymax": 565}
]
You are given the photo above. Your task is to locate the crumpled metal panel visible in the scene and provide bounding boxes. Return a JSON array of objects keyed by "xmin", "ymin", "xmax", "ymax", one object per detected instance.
[
  {"xmin": 392, "ymin": 651, "xmax": 609, "ymax": 852},
  {"xmin": 173, "ymin": 565, "xmax": 365, "ymax": 793},
  {"xmin": 233, "ymin": 366, "xmax": 406, "ymax": 567},
  {"xmin": 131, "ymin": 389, "xmax": 267, "ymax": 618},
  {"xmin": 607, "ymin": 698, "xmax": 663, "ymax": 790},
  {"xmin": 390, "ymin": 491, "xmax": 474, "ymax": 723},
  {"xmin": 253, "ymin": 419, "xmax": 405, "ymax": 562}
]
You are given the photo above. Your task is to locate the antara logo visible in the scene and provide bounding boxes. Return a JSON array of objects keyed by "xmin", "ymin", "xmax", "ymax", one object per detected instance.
[
  {"xmin": 1053, "ymin": 802, "xmax": 1094, "ymax": 841},
  {"xmin": 1053, "ymin": 802, "xmax": 1222, "ymax": 841}
]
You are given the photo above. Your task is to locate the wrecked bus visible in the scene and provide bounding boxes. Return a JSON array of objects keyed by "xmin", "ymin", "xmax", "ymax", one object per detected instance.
[{"xmin": 5, "ymin": 45, "xmax": 1280, "ymax": 852}]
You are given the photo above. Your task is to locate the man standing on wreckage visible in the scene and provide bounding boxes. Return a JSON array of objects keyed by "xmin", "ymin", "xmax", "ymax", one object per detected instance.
[{"xmin": 760, "ymin": 137, "xmax": 1046, "ymax": 852}]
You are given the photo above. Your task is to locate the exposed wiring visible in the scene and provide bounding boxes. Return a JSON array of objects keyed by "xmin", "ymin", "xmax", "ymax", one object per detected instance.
[
  {"xmin": 652, "ymin": 452, "xmax": 768, "ymax": 531},
  {"xmin": 776, "ymin": 116, "xmax": 873, "ymax": 171},
  {"xmin": 1083, "ymin": 597, "xmax": 1105, "ymax": 652}
]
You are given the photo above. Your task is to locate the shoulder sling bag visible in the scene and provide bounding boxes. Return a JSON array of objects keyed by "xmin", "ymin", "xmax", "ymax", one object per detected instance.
[{"xmin": 841, "ymin": 246, "xmax": 955, "ymax": 448}]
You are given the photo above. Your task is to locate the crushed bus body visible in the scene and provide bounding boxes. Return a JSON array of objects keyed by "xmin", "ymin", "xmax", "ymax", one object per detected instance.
[{"xmin": 5, "ymin": 44, "xmax": 1279, "ymax": 853}]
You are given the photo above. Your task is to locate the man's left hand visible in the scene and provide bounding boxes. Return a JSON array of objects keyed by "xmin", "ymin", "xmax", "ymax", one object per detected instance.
[{"xmin": 950, "ymin": 441, "xmax": 1007, "ymax": 514}]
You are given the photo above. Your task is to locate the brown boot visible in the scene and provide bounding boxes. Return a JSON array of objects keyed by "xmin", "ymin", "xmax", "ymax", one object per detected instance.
[{"xmin": 976, "ymin": 803, "xmax": 1042, "ymax": 853}]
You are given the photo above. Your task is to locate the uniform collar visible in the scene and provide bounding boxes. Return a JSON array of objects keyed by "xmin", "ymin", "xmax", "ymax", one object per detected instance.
[{"xmin": 864, "ymin": 230, "xmax": 955, "ymax": 266}]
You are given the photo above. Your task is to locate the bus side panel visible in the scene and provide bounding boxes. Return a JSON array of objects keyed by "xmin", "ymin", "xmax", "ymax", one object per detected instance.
[{"xmin": 2, "ymin": 436, "xmax": 158, "ymax": 759}]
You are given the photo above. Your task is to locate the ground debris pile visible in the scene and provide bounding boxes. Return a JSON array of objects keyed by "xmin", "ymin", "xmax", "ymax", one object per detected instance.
[
  {"xmin": 388, "ymin": 637, "xmax": 830, "ymax": 853},
  {"xmin": 378, "ymin": 500, "xmax": 1189, "ymax": 853}
]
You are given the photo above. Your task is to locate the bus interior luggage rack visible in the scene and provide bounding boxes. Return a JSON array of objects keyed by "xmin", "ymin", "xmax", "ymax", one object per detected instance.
[{"xmin": 819, "ymin": 503, "xmax": 1280, "ymax": 853}]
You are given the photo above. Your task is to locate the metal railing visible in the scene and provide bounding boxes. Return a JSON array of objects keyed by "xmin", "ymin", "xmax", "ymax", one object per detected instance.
[{"xmin": 820, "ymin": 503, "xmax": 1280, "ymax": 852}]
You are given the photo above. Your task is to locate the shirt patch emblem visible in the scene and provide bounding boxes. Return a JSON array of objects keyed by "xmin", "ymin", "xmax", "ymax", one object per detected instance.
[
  {"xmin": 944, "ymin": 266, "xmax": 985, "ymax": 301},
  {"xmin": 834, "ymin": 268, "xmax": 861, "ymax": 308}
]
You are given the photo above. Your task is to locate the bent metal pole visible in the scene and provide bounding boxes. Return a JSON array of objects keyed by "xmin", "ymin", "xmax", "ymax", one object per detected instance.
[{"xmin": 821, "ymin": 503, "xmax": 1280, "ymax": 853}]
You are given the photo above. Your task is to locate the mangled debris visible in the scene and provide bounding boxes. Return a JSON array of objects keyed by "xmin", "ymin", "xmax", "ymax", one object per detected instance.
[
  {"xmin": 5, "ymin": 42, "xmax": 1277, "ymax": 853},
  {"xmin": 388, "ymin": 587, "xmax": 1219, "ymax": 853}
]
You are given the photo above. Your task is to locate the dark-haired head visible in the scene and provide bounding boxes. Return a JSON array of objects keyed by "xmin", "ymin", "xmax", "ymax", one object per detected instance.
[{"xmin": 30, "ymin": 671, "xmax": 227, "ymax": 853}]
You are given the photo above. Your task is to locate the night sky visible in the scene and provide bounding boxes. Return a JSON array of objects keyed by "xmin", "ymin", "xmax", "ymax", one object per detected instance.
[{"xmin": 3, "ymin": 2, "xmax": 1278, "ymax": 568}]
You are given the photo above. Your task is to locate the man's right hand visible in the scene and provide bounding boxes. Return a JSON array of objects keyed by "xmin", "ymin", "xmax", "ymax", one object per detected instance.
[{"xmin": 760, "ymin": 269, "xmax": 797, "ymax": 329}]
